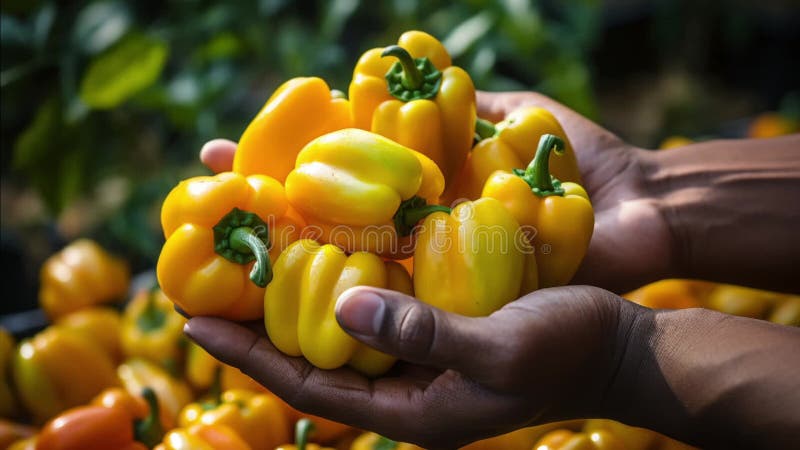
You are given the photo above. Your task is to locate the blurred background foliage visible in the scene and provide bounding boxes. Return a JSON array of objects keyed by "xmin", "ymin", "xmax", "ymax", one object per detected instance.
[{"xmin": 1, "ymin": 0, "xmax": 798, "ymax": 312}]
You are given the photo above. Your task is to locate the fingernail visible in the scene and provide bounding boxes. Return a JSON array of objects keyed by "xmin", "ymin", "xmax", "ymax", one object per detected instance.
[
  {"xmin": 183, "ymin": 322, "xmax": 193, "ymax": 338},
  {"xmin": 335, "ymin": 288, "xmax": 385, "ymax": 336}
]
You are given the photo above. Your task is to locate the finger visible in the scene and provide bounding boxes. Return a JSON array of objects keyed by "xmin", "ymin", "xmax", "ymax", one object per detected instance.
[
  {"xmin": 334, "ymin": 287, "xmax": 501, "ymax": 381},
  {"xmin": 200, "ymin": 139, "xmax": 237, "ymax": 173}
]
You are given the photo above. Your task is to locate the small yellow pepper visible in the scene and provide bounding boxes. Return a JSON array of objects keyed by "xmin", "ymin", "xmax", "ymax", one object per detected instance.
[
  {"xmin": 38, "ymin": 239, "xmax": 130, "ymax": 320},
  {"xmin": 533, "ymin": 428, "xmax": 625, "ymax": 450},
  {"xmin": 275, "ymin": 419, "xmax": 335, "ymax": 450},
  {"xmin": 285, "ymin": 128, "xmax": 445, "ymax": 258},
  {"xmin": 446, "ymin": 107, "xmax": 582, "ymax": 202},
  {"xmin": 482, "ymin": 134, "xmax": 594, "ymax": 288},
  {"xmin": 56, "ymin": 307, "xmax": 123, "ymax": 362},
  {"xmin": 118, "ymin": 358, "xmax": 193, "ymax": 424},
  {"xmin": 349, "ymin": 31, "xmax": 476, "ymax": 188},
  {"xmin": 1, "ymin": 329, "xmax": 21, "ymax": 419},
  {"xmin": 234, "ymin": 77, "xmax": 352, "ymax": 183},
  {"xmin": 158, "ymin": 171, "xmax": 304, "ymax": 320},
  {"xmin": 12, "ymin": 327, "xmax": 119, "ymax": 424},
  {"xmin": 155, "ymin": 424, "xmax": 252, "ymax": 450},
  {"xmin": 179, "ymin": 389, "xmax": 289, "ymax": 450},
  {"xmin": 265, "ymin": 239, "xmax": 413, "ymax": 376},
  {"xmin": 121, "ymin": 287, "xmax": 186, "ymax": 368},
  {"xmin": 413, "ymin": 197, "xmax": 527, "ymax": 316},
  {"xmin": 624, "ymin": 279, "xmax": 702, "ymax": 310},
  {"xmin": 350, "ymin": 433, "xmax": 422, "ymax": 450}
]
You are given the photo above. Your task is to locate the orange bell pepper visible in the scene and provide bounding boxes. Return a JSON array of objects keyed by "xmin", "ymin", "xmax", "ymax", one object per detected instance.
[{"xmin": 118, "ymin": 358, "xmax": 193, "ymax": 424}]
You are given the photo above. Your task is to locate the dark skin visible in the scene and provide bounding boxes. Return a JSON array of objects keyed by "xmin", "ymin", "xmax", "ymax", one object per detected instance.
[{"xmin": 187, "ymin": 92, "xmax": 800, "ymax": 449}]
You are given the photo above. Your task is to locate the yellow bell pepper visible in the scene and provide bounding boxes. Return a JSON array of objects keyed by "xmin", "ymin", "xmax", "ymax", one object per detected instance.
[
  {"xmin": 118, "ymin": 358, "xmax": 193, "ymax": 424},
  {"xmin": 581, "ymin": 419, "xmax": 659, "ymax": 450},
  {"xmin": 155, "ymin": 424, "xmax": 252, "ymax": 450},
  {"xmin": 185, "ymin": 341, "xmax": 220, "ymax": 391},
  {"xmin": 1, "ymin": 329, "xmax": 21, "ymax": 419},
  {"xmin": 769, "ymin": 295, "xmax": 800, "ymax": 326},
  {"xmin": 121, "ymin": 287, "xmax": 186, "ymax": 368},
  {"xmin": 265, "ymin": 239, "xmax": 413, "ymax": 376},
  {"xmin": 234, "ymin": 77, "xmax": 352, "ymax": 182},
  {"xmin": 56, "ymin": 307, "xmax": 123, "ymax": 362},
  {"xmin": 158, "ymin": 171, "xmax": 304, "ymax": 320},
  {"xmin": 178, "ymin": 389, "xmax": 288, "ymax": 450},
  {"xmin": 624, "ymin": 279, "xmax": 702, "ymax": 310},
  {"xmin": 446, "ymin": 107, "xmax": 582, "ymax": 202},
  {"xmin": 285, "ymin": 128, "xmax": 446, "ymax": 258},
  {"xmin": 706, "ymin": 284, "xmax": 782, "ymax": 319},
  {"xmin": 482, "ymin": 134, "xmax": 594, "ymax": 288},
  {"xmin": 350, "ymin": 433, "xmax": 422, "ymax": 450},
  {"xmin": 413, "ymin": 197, "xmax": 527, "ymax": 316},
  {"xmin": 276, "ymin": 419, "xmax": 335, "ymax": 450},
  {"xmin": 38, "ymin": 239, "xmax": 130, "ymax": 320},
  {"xmin": 533, "ymin": 429, "xmax": 625, "ymax": 450},
  {"xmin": 12, "ymin": 326, "xmax": 119, "ymax": 424},
  {"xmin": 349, "ymin": 30, "xmax": 476, "ymax": 188}
]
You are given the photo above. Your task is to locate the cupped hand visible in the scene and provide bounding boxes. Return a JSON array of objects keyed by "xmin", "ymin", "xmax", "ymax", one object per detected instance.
[{"xmin": 185, "ymin": 285, "xmax": 637, "ymax": 449}]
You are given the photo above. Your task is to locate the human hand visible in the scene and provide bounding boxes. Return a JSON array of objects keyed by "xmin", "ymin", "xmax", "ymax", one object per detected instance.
[{"xmin": 185, "ymin": 285, "xmax": 635, "ymax": 449}]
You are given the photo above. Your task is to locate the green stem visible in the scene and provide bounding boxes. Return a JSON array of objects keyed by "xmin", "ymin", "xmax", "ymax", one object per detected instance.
[
  {"xmin": 516, "ymin": 134, "xmax": 566, "ymax": 197},
  {"xmin": 475, "ymin": 118, "xmax": 497, "ymax": 141},
  {"xmin": 229, "ymin": 227, "xmax": 271, "ymax": 287},
  {"xmin": 393, "ymin": 196, "xmax": 452, "ymax": 236},
  {"xmin": 137, "ymin": 286, "xmax": 166, "ymax": 332},
  {"xmin": 295, "ymin": 418, "xmax": 315, "ymax": 450},
  {"xmin": 381, "ymin": 45, "xmax": 423, "ymax": 90},
  {"xmin": 214, "ymin": 208, "xmax": 273, "ymax": 288},
  {"xmin": 135, "ymin": 387, "xmax": 165, "ymax": 448}
]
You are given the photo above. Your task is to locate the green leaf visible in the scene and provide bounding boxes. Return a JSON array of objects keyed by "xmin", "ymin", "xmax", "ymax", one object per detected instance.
[
  {"xmin": 80, "ymin": 33, "xmax": 168, "ymax": 109},
  {"xmin": 443, "ymin": 11, "xmax": 495, "ymax": 58},
  {"xmin": 72, "ymin": 1, "xmax": 131, "ymax": 55}
]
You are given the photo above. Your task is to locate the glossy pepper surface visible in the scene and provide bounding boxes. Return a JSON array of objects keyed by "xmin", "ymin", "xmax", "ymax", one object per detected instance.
[
  {"xmin": 533, "ymin": 429, "xmax": 626, "ymax": 450},
  {"xmin": 158, "ymin": 171, "xmax": 304, "ymax": 320},
  {"xmin": 38, "ymin": 239, "xmax": 130, "ymax": 320},
  {"xmin": 121, "ymin": 287, "xmax": 186, "ymax": 368},
  {"xmin": 1, "ymin": 329, "xmax": 20, "ymax": 419},
  {"xmin": 265, "ymin": 239, "xmax": 413, "ymax": 375},
  {"xmin": 12, "ymin": 327, "xmax": 118, "ymax": 424},
  {"xmin": 155, "ymin": 424, "xmax": 252, "ymax": 450},
  {"xmin": 178, "ymin": 389, "xmax": 288, "ymax": 450},
  {"xmin": 35, "ymin": 387, "xmax": 162, "ymax": 450},
  {"xmin": 448, "ymin": 107, "xmax": 581, "ymax": 202},
  {"xmin": 118, "ymin": 358, "xmax": 193, "ymax": 424},
  {"xmin": 56, "ymin": 307, "xmax": 123, "ymax": 362},
  {"xmin": 234, "ymin": 77, "xmax": 352, "ymax": 182},
  {"xmin": 482, "ymin": 134, "xmax": 594, "ymax": 288},
  {"xmin": 285, "ymin": 128, "xmax": 445, "ymax": 258},
  {"xmin": 350, "ymin": 433, "xmax": 423, "ymax": 450},
  {"xmin": 349, "ymin": 31, "xmax": 475, "ymax": 188},
  {"xmin": 413, "ymin": 197, "xmax": 527, "ymax": 316}
]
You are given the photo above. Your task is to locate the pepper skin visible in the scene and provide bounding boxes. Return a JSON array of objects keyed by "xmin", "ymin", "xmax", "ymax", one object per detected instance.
[
  {"xmin": 447, "ymin": 107, "xmax": 582, "ymax": 202},
  {"xmin": 482, "ymin": 134, "xmax": 594, "ymax": 288},
  {"xmin": 533, "ymin": 429, "xmax": 626, "ymax": 450},
  {"xmin": 121, "ymin": 287, "xmax": 186, "ymax": 368},
  {"xmin": 706, "ymin": 284, "xmax": 782, "ymax": 319},
  {"xmin": 185, "ymin": 341, "xmax": 220, "ymax": 391},
  {"xmin": 158, "ymin": 171, "xmax": 304, "ymax": 320},
  {"xmin": 265, "ymin": 239, "xmax": 413, "ymax": 376},
  {"xmin": 155, "ymin": 424, "xmax": 252, "ymax": 450},
  {"xmin": 234, "ymin": 77, "xmax": 352, "ymax": 183},
  {"xmin": 275, "ymin": 419, "xmax": 335, "ymax": 450},
  {"xmin": 12, "ymin": 327, "xmax": 118, "ymax": 424},
  {"xmin": 56, "ymin": 307, "xmax": 123, "ymax": 362},
  {"xmin": 350, "ymin": 433, "xmax": 423, "ymax": 450},
  {"xmin": 285, "ymin": 128, "xmax": 446, "ymax": 258},
  {"xmin": 178, "ymin": 389, "xmax": 288, "ymax": 450},
  {"xmin": 38, "ymin": 239, "xmax": 130, "ymax": 320},
  {"xmin": 623, "ymin": 279, "xmax": 702, "ymax": 310},
  {"xmin": 413, "ymin": 197, "xmax": 526, "ymax": 316},
  {"xmin": 1, "ymin": 329, "xmax": 21, "ymax": 419},
  {"xmin": 349, "ymin": 31, "xmax": 475, "ymax": 188},
  {"xmin": 35, "ymin": 388, "xmax": 162, "ymax": 450},
  {"xmin": 93, "ymin": 387, "xmax": 173, "ymax": 432},
  {"xmin": 118, "ymin": 358, "xmax": 193, "ymax": 424}
]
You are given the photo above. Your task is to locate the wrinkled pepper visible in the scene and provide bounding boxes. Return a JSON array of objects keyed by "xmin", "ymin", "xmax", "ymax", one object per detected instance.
[
  {"xmin": 234, "ymin": 77, "xmax": 352, "ymax": 182},
  {"xmin": 413, "ymin": 197, "xmax": 527, "ymax": 316},
  {"xmin": 12, "ymin": 327, "xmax": 118, "ymax": 424},
  {"xmin": 285, "ymin": 128, "xmax": 446, "ymax": 258},
  {"xmin": 482, "ymin": 134, "xmax": 594, "ymax": 288},
  {"xmin": 35, "ymin": 387, "xmax": 162, "ymax": 450},
  {"xmin": 56, "ymin": 307, "xmax": 123, "ymax": 362},
  {"xmin": 447, "ymin": 107, "xmax": 582, "ymax": 202},
  {"xmin": 1, "ymin": 329, "xmax": 21, "ymax": 419},
  {"xmin": 158, "ymin": 171, "xmax": 304, "ymax": 320},
  {"xmin": 276, "ymin": 419, "xmax": 334, "ymax": 450},
  {"xmin": 118, "ymin": 358, "xmax": 193, "ymax": 424},
  {"xmin": 155, "ymin": 424, "xmax": 252, "ymax": 450},
  {"xmin": 349, "ymin": 30, "xmax": 476, "ymax": 188},
  {"xmin": 179, "ymin": 388, "xmax": 288, "ymax": 450},
  {"xmin": 39, "ymin": 239, "xmax": 130, "ymax": 320},
  {"xmin": 265, "ymin": 239, "xmax": 413, "ymax": 376},
  {"xmin": 351, "ymin": 433, "xmax": 422, "ymax": 450},
  {"xmin": 121, "ymin": 286, "xmax": 186, "ymax": 369}
]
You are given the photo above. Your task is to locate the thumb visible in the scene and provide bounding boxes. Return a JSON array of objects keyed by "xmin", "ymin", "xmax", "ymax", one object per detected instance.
[{"xmin": 335, "ymin": 287, "xmax": 499, "ymax": 378}]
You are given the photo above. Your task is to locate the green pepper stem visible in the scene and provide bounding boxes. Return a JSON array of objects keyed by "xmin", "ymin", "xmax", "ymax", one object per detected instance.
[
  {"xmin": 135, "ymin": 387, "xmax": 165, "ymax": 448},
  {"xmin": 520, "ymin": 134, "xmax": 566, "ymax": 197},
  {"xmin": 393, "ymin": 196, "xmax": 452, "ymax": 237},
  {"xmin": 295, "ymin": 418, "xmax": 314, "ymax": 450},
  {"xmin": 137, "ymin": 287, "xmax": 166, "ymax": 332},
  {"xmin": 382, "ymin": 45, "xmax": 423, "ymax": 90},
  {"xmin": 229, "ymin": 227, "xmax": 271, "ymax": 288},
  {"xmin": 475, "ymin": 118, "xmax": 497, "ymax": 141}
]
